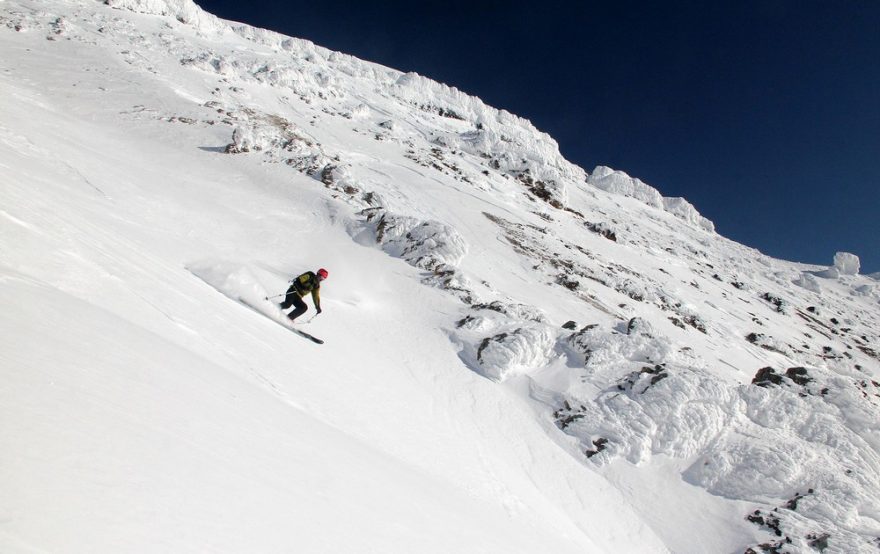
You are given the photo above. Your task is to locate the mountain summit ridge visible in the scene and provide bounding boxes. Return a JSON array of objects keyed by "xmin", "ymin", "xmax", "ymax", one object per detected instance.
[{"xmin": 109, "ymin": 0, "xmax": 717, "ymax": 232}]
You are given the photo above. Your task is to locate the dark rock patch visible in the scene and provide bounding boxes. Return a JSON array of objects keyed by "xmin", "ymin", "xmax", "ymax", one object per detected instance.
[
  {"xmin": 745, "ymin": 333, "xmax": 787, "ymax": 354},
  {"xmin": 753, "ymin": 366, "xmax": 817, "ymax": 392},
  {"xmin": 584, "ymin": 437, "xmax": 608, "ymax": 458},
  {"xmin": 753, "ymin": 367, "xmax": 785, "ymax": 387},
  {"xmin": 553, "ymin": 400, "xmax": 587, "ymax": 430},
  {"xmin": 585, "ymin": 221, "xmax": 617, "ymax": 241},
  {"xmin": 617, "ymin": 364, "xmax": 669, "ymax": 393},
  {"xmin": 761, "ymin": 292, "xmax": 786, "ymax": 313},
  {"xmin": 626, "ymin": 317, "xmax": 652, "ymax": 337},
  {"xmin": 784, "ymin": 489, "xmax": 814, "ymax": 510},
  {"xmin": 785, "ymin": 367, "xmax": 812, "ymax": 387},
  {"xmin": 746, "ymin": 510, "xmax": 784, "ymax": 537},
  {"xmin": 476, "ymin": 333, "xmax": 508, "ymax": 363},
  {"xmin": 806, "ymin": 533, "xmax": 830, "ymax": 551}
]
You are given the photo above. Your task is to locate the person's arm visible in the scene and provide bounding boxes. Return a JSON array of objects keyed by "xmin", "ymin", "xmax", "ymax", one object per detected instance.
[{"xmin": 311, "ymin": 288, "xmax": 322, "ymax": 313}]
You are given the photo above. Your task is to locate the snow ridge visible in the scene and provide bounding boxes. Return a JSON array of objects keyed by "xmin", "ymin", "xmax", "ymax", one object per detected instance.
[{"xmin": 105, "ymin": 0, "xmax": 224, "ymax": 31}]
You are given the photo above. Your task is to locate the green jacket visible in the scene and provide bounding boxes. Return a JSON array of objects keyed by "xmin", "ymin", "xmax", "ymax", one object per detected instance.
[{"xmin": 292, "ymin": 271, "xmax": 321, "ymax": 310}]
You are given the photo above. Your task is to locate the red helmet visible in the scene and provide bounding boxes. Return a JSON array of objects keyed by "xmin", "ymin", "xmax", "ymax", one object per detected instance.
[{"xmin": 317, "ymin": 268, "xmax": 329, "ymax": 279}]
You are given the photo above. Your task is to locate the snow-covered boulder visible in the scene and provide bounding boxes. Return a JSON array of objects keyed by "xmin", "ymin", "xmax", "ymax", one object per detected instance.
[
  {"xmin": 814, "ymin": 266, "xmax": 841, "ymax": 279},
  {"xmin": 222, "ymin": 110, "xmax": 332, "ymax": 173},
  {"xmin": 471, "ymin": 300, "xmax": 545, "ymax": 322},
  {"xmin": 853, "ymin": 283, "xmax": 875, "ymax": 297},
  {"xmin": 745, "ymin": 333, "xmax": 793, "ymax": 356},
  {"xmin": 227, "ymin": 125, "xmax": 263, "ymax": 153},
  {"xmin": 475, "ymin": 324, "xmax": 556, "ymax": 382},
  {"xmin": 833, "ymin": 252, "xmax": 860, "ymax": 275},
  {"xmin": 553, "ymin": 363, "xmax": 738, "ymax": 464},
  {"xmin": 793, "ymin": 272, "xmax": 822, "ymax": 293},
  {"xmin": 318, "ymin": 163, "xmax": 365, "ymax": 198},
  {"xmin": 180, "ymin": 52, "xmax": 235, "ymax": 76},
  {"xmin": 362, "ymin": 210, "xmax": 468, "ymax": 270},
  {"xmin": 567, "ymin": 321, "xmax": 673, "ymax": 377}
]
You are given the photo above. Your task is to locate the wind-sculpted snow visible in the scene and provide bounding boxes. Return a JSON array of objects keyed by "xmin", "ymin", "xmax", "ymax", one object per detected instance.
[
  {"xmin": 588, "ymin": 165, "xmax": 664, "ymax": 208},
  {"xmin": 567, "ymin": 318, "xmax": 673, "ymax": 372},
  {"xmin": 834, "ymin": 251, "xmax": 861, "ymax": 275},
  {"xmin": 106, "ymin": 0, "xmax": 709, "ymax": 231},
  {"xmin": 589, "ymin": 166, "xmax": 715, "ymax": 232},
  {"xmin": 359, "ymin": 209, "xmax": 468, "ymax": 271},
  {"xmin": 221, "ymin": 109, "xmax": 334, "ymax": 176},
  {"xmin": 470, "ymin": 324, "xmax": 556, "ymax": 382},
  {"xmin": 452, "ymin": 301, "xmax": 554, "ymax": 382},
  {"xmin": 559, "ymin": 320, "xmax": 735, "ymax": 463},
  {"xmin": 105, "ymin": 0, "xmax": 224, "ymax": 32},
  {"xmin": 793, "ymin": 271, "xmax": 823, "ymax": 293},
  {"xmin": 662, "ymin": 197, "xmax": 716, "ymax": 233},
  {"xmin": 555, "ymin": 318, "xmax": 880, "ymax": 551},
  {"xmin": 685, "ymin": 375, "xmax": 880, "ymax": 552}
]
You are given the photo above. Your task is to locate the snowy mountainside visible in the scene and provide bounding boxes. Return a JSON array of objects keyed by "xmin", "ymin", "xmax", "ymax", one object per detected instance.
[{"xmin": 2, "ymin": 1, "xmax": 879, "ymax": 553}]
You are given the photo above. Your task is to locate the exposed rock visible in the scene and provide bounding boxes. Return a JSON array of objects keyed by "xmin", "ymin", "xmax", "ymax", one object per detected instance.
[{"xmin": 761, "ymin": 292, "xmax": 786, "ymax": 313}]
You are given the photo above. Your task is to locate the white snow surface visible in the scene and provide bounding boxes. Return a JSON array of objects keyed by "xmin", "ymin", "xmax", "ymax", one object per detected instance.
[{"xmin": 2, "ymin": 1, "xmax": 879, "ymax": 553}]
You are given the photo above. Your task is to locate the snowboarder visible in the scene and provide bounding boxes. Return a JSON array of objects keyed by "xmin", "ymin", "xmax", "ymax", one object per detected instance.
[{"xmin": 280, "ymin": 268, "xmax": 328, "ymax": 321}]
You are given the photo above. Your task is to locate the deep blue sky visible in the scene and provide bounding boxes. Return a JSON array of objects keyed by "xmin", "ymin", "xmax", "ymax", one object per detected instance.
[{"xmin": 197, "ymin": 1, "xmax": 880, "ymax": 273}]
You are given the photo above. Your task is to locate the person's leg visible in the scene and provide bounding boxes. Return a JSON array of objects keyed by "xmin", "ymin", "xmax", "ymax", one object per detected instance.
[
  {"xmin": 279, "ymin": 285, "xmax": 299, "ymax": 309},
  {"xmin": 287, "ymin": 294, "xmax": 308, "ymax": 321}
]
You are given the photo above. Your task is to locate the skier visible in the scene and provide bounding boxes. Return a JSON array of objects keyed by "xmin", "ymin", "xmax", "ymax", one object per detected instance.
[{"xmin": 280, "ymin": 268, "xmax": 328, "ymax": 321}]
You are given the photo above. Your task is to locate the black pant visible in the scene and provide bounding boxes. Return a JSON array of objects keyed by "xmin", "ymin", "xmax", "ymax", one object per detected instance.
[{"xmin": 280, "ymin": 286, "xmax": 308, "ymax": 321}]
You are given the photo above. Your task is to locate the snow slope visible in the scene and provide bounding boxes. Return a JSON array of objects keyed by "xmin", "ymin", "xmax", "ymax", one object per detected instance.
[{"xmin": 1, "ymin": 1, "xmax": 878, "ymax": 552}]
